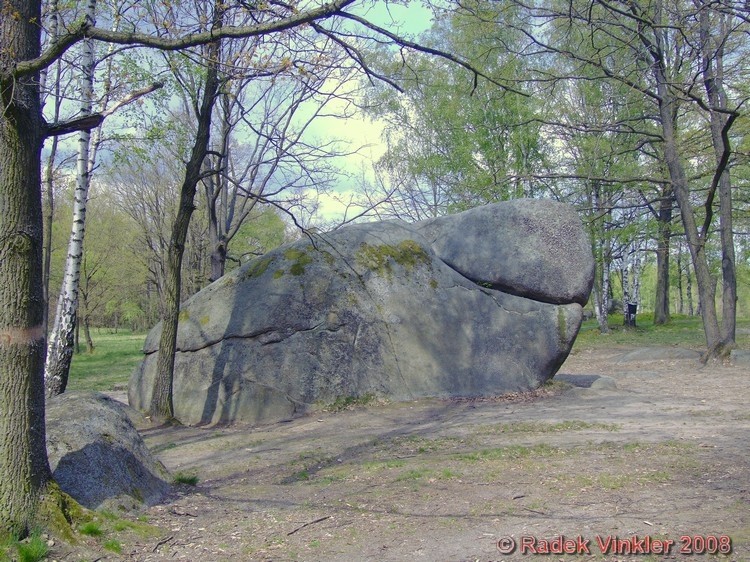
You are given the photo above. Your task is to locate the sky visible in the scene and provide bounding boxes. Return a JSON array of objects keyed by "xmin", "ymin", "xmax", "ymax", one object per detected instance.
[{"xmin": 307, "ymin": 1, "xmax": 436, "ymax": 226}]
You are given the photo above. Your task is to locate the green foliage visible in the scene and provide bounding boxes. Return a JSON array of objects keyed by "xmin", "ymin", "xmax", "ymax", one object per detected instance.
[
  {"xmin": 227, "ymin": 208, "xmax": 288, "ymax": 272},
  {"xmin": 367, "ymin": 0, "xmax": 547, "ymax": 215}
]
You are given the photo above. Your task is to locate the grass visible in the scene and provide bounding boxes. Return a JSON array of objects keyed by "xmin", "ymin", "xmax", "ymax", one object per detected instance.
[
  {"xmin": 0, "ymin": 532, "xmax": 49, "ymax": 562},
  {"xmin": 574, "ymin": 312, "xmax": 750, "ymax": 350},
  {"xmin": 103, "ymin": 539, "xmax": 122, "ymax": 553},
  {"xmin": 16, "ymin": 535, "xmax": 48, "ymax": 562},
  {"xmin": 173, "ymin": 472, "xmax": 199, "ymax": 486},
  {"xmin": 478, "ymin": 420, "xmax": 620, "ymax": 434},
  {"xmin": 79, "ymin": 521, "xmax": 103, "ymax": 537},
  {"xmin": 67, "ymin": 329, "xmax": 146, "ymax": 391}
]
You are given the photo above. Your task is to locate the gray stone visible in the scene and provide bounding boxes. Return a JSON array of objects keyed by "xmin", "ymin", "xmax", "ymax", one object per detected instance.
[
  {"xmin": 730, "ymin": 350, "xmax": 750, "ymax": 366},
  {"xmin": 615, "ymin": 347, "xmax": 702, "ymax": 363},
  {"xmin": 414, "ymin": 199, "xmax": 594, "ymax": 305},
  {"xmin": 590, "ymin": 376, "xmax": 618, "ymax": 390},
  {"xmin": 47, "ymin": 392, "xmax": 170, "ymax": 511},
  {"xmin": 130, "ymin": 200, "xmax": 594, "ymax": 426},
  {"xmin": 554, "ymin": 373, "xmax": 617, "ymax": 390}
]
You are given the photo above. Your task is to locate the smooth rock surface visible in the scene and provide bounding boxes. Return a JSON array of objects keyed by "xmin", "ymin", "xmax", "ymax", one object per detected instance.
[
  {"xmin": 47, "ymin": 392, "xmax": 170, "ymax": 510},
  {"xmin": 130, "ymin": 200, "xmax": 594, "ymax": 425},
  {"xmin": 414, "ymin": 199, "xmax": 593, "ymax": 305}
]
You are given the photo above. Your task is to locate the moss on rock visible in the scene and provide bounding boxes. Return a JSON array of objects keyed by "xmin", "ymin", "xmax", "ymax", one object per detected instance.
[{"xmin": 355, "ymin": 240, "xmax": 431, "ymax": 278}]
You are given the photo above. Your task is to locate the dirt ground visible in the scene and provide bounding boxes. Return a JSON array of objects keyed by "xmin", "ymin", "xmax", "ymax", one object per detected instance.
[{"xmin": 50, "ymin": 346, "xmax": 749, "ymax": 562}]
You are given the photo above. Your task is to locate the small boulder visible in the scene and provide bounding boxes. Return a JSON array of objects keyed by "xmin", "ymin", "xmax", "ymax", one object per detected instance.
[{"xmin": 46, "ymin": 392, "xmax": 170, "ymax": 511}]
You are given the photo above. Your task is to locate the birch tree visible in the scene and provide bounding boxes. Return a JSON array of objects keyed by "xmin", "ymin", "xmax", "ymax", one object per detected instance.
[{"xmin": 44, "ymin": 0, "xmax": 97, "ymax": 396}]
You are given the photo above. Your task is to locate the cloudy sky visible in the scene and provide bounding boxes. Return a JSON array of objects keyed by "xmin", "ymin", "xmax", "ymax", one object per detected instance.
[{"xmin": 308, "ymin": 1, "xmax": 435, "ymax": 225}]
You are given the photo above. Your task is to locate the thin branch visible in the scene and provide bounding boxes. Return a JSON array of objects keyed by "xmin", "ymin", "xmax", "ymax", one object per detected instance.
[
  {"xmin": 335, "ymin": 12, "xmax": 529, "ymax": 97},
  {"xmin": 100, "ymin": 81, "xmax": 164, "ymax": 118}
]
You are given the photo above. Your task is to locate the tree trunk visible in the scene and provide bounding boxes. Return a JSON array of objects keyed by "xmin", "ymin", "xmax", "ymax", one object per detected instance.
[
  {"xmin": 653, "ymin": 185, "xmax": 672, "ymax": 324},
  {"xmin": 659, "ymin": 95, "xmax": 722, "ymax": 353},
  {"xmin": 687, "ymin": 262, "xmax": 694, "ymax": 316},
  {"xmin": 696, "ymin": 3, "xmax": 737, "ymax": 349},
  {"xmin": 0, "ymin": 0, "xmax": 54, "ymax": 535},
  {"xmin": 150, "ymin": 13, "xmax": 223, "ymax": 421},
  {"xmin": 594, "ymin": 260, "xmax": 611, "ymax": 334},
  {"xmin": 676, "ymin": 243, "xmax": 684, "ymax": 315},
  {"xmin": 41, "ymin": 0, "xmax": 61, "ymax": 339},
  {"xmin": 42, "ymin": 136, "xmax": 58, "ymax": 338},
  {"xmin": 648, "ymin": 26, "xmax": 723, "ymax": 356},
  {"xmin": 45, "ymin": 0, "xmax": 97, "ymax": 396}
]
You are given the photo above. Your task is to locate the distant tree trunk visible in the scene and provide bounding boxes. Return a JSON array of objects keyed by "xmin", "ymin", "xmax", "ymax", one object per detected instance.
[
  {"xmin": 592, "ymin": 259, "xmax": 610, "ymax": 334},
  {"xmin": 150, "ymin": 14, "xmax": 223, "ymax": 421},
  {"xmin": 677, "ymin": 243, "xmax": 684, "ymax": 315},
  {"xmin": 83, "ymin": 317, "xmax": 94, "ymax": 353},
  {"xmin": 40, "ymin": 0, "xmax": 61, "ymax": 339},
  {"xmin": 589, "ymin": 181, "xmax": 611, "ymax": 334},
  {"xmin": 45, "ymin": 0, "xmax": 97, "ymax": 396},
  {"xmin": 42, "ymin": 136, "xmax": 58, "ymax": 337},
  {"xmin": 206, "ymin": 100, "xmax": 229, "ymax": 282},
  {"xmin": 0, "ymin": 0, "xmax": 54, "ymax": 535},
  {"xmin": 653, "ymin": 185, "xmax": 673, "ymax": 325},
  {"xmin": 621, "ymin": 251, "xmax": 633, "ymax": 327}
]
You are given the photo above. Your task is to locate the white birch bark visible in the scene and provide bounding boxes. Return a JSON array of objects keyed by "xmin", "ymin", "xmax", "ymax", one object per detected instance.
[{"xmin": 45, "ymin": 0, "xmax": 97, "ymax": 396}]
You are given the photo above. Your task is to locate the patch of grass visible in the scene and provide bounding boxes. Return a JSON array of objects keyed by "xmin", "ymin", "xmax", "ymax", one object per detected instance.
[
  {"xmin": 68, "ymin": 329, "xmax": 146, "ymax": 391},
  {"xmin": 103, "ymin": 539, "xmax": 122, "ymax": 553},
  {"xmin": 362, "ymin": 459, "xmax": 406, "ymax": 471},
  {"xmin": 574, "ymin": 313, "xmax": 750, "ymax": 350},
  {"xmin": 291, "ymin": 469, "xmax": 310, "ymax": 481},
  {"xmin": 395, "ymin": 467, "xmax": 434, "ymax": 481},
  {"xmin": 386, "ymin": 435, "xmax": 466, "ymax": 455},
  {"xmin": 455, "ymin": 443, "xmax": 561, "ymax": 463},
  {"xmin": 479, "ymin": 420, "xmax": 620, "ymax": 434},
  {"xmin": 324, "ymin": 393, "xmax": 377, "ymax": 412},
  {"xmin": 151, "ymin": 441, "xmax": 178, "ymax": 453},
  {"xmin": 173, "ymin": 472, "xmax": 199, "ymax": 486},
  {"xmin": 15, "ymin": 534, "xmax": 49, "ymax": 562},
  {"xmin": 79, "ymin": 521, "xmax": 103, "ymax": 537},
  {"xmin": 439, "ymin": 468, "xmax": 460, "ymax": 480}
]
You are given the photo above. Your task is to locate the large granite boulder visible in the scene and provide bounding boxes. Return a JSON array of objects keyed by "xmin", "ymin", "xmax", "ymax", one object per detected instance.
[
  {"xmin": 130, "ymin": 199, "xmax": 594, "ymax": 425},
  {"xmin": 47, "ymin": 392, "xmax": 170, "ymax": 511}
]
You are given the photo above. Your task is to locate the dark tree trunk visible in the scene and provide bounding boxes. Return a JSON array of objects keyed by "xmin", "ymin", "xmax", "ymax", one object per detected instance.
[
  {"xmin": 697, "ymin": 3, "xmax": 737, "ymax": 350},
  {"xmin": 653, "ymin": 185, "xmax": 673, "ymax": 325},
  {"xmin": 650, "ymin": 36, "xmax": 723, "ymax": 358},
  {"xmin": 150, "ymin": 14, "xmax": 223, "ymax": 421},
  {"xmin": 0, "ymin": 0, "xmax": 54, "ymax": 535}
]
